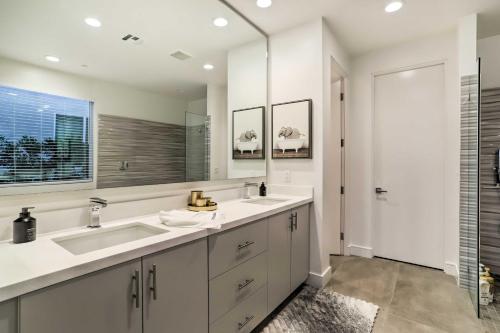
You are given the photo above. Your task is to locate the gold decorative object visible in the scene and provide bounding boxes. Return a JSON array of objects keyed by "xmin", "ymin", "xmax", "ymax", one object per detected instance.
[
  {"xmin": 195, "ymin": 198, "xmax": 208, "ymax": 207},
  {"xmin": 188, "ymin": 190, "xmax": 217, "ymax": 211},
  {"xmin": 187, "ymin": 203, "xmax": 218, "ymax": 212},
  {"xmin": 190, "ymin": 191, "xmax": 203, "ymax": 205}
]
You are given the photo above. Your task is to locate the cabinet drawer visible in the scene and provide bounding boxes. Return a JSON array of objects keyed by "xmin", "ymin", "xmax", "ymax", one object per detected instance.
[
  {"xmin": 209, "ymin": 219, "xmax": 267, "ymax": 279},
  {"xmin": 209, "ymin": 252, "xmax": 267, "ymax": 323},
  {"xmin": 209, "ymin": 285, "xmax": 267, "ymax": 333}
]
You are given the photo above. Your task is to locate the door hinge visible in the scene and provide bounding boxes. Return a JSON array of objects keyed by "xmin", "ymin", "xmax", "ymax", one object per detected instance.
[
  {"xmin": 340, "ymin": 93, "xmax": 344, "ymax": 101},
  {"xmin": 340, "ymin": 186, "xmax": 345, "ymax": 195},
  {"xmin": 341, "ymin": 139, "xmax": 345, "ymax": 147},
  {"xmin": 340, "ymin": 232, "xmax": 344, "ymax": 241}
]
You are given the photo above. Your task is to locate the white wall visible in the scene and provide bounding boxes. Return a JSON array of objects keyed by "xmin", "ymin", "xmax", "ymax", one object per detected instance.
[
  {"xmin": 227, "ymin": 39, "xmax": 267, "ymax": 179},
  {"xmin": 187, "ymin": 97, "xmax": 208, "ymax": 116},
  {"xmin": 269, "ymin": 19, "xmax": 350, "ymax": 286},
  {"xmin": 348, "ymin": 30, "xmax": 460, "ymax": 275},
  {"xmin": 207, "ymin": 84, "xmax": 228, "ymax": 180},
  {"xmin": 459, "ymin": 14, "xmax": 478, "ymax": 77},
  {"xmin": 478, "ymin": 34, "xmax": 500, "ymax": 89},
  {"xmin": 0, "ymin": 57, "xmax": 188, "ymax": 126}
]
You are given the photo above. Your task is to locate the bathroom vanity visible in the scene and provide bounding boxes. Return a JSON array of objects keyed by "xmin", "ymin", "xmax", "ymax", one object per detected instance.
[{"xmin": 0, "ymin": 195, "xmax": 312, "ymax": 333}]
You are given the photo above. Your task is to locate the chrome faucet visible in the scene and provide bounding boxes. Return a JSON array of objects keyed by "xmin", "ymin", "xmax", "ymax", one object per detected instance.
[
  {"xmin": 243, "ymin": 182, "xmax": 259, "ymax": 199},
  {"xmin": 88, "ymin": 197, "xmax": 108, "ymax": 228}
]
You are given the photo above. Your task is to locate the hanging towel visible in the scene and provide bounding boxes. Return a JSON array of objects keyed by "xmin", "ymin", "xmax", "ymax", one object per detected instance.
[{"xmin": 159, "ymin": 210, "xmax": 224, "ymax": 229}]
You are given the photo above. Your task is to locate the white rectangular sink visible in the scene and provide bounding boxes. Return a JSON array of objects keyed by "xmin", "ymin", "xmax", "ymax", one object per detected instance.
[
  {"xmin": 53, "ymin": 223, "xmax": 168, "ymax": 255},
  {"xmin": 243, "ymin": 198, "xmax": 289, "ymax": 206}
]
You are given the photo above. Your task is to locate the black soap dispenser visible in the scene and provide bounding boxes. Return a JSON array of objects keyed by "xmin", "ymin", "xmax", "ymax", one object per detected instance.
[
  {"xmin": 13, "ymin": 207, "xmax": 36, "ymax": 244},
  {"xmin": 259, "ymin": 182, "xmax": 267, "ymax": 197}
]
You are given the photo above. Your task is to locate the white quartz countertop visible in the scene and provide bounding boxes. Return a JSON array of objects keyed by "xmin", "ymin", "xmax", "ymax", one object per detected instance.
[{"xmin": 0, "ymin": 194, "xmax": 312, "ymax": 302}]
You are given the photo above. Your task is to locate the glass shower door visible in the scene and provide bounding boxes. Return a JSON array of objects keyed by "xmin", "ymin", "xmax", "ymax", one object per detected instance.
[{"xmin": 185, "ymin": 112, "xmax": 210, "ymax": 182}]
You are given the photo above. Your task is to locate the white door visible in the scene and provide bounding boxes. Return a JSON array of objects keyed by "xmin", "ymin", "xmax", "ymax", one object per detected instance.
[{"xmin": 373, "ymin": 64, "xmax": 445, "ymax": 269}]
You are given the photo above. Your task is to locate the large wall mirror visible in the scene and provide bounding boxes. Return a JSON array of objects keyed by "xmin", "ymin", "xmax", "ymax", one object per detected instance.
[{"xmin": 0, "ymin": 0, "xmax": 267, "ymax": 192}]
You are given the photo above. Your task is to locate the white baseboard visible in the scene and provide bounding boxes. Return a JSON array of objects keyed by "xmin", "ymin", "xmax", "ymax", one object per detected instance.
[
  {"xmin": 307, "ymin": 266, "xmax": 332, "ymax": 288},
  {"xmin": 347, "ymin": 244, "xmax": 373, "ymax": 258},
  {"xmin": 444, "ymin": 261, "xmax": 459, "ymax": 283}
]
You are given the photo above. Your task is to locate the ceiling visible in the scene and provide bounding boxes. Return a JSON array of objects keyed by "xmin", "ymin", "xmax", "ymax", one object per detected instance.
[
  {"xmin": 0, "ymin": 0, "xmax": 264, "ymax": 99},
  {"xmin": 227, "ymin": 0, "xmax": 500, "ymax": 56}
]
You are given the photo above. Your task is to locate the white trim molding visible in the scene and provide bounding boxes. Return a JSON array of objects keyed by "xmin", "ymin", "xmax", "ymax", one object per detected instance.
[
  {"xmin": 444, "ymin": 261, "xmax": 459, "ymax": 282},
  {"xmin": 347, "ymin": 244, "xmax": 373, "ymax": 258},
  {"xmin": 307, "ymin": 266, "xmax": 332, "ymax": 288}
]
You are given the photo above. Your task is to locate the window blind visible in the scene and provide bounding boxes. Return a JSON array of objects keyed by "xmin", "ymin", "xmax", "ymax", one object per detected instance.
[{"xmin": 0, "ymin": 86, "xmax": 92, "ymax": 186}]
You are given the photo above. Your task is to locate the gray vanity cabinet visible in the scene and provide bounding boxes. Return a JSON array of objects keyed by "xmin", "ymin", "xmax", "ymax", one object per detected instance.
[
  {"xmin": 0, "ymin": 298, "xmax": 17, "ymax": 333},
  {"xmin": 291, "ymin": 205, "xmax": 310, "ymax": 290},
  {"xmin": 142, "ymin": 238, "xmax": 208, "ymax": 333},
  {"xmin": 267, "ymin": 210, "xmax": 292, "ymax": 311},
  {"xmin": 19, "ymin": 259, "xmax": 143, "ymax": 333},
  {"xmin": 268, "ymin": 204, "xmax": 310, "ymax": 311}
]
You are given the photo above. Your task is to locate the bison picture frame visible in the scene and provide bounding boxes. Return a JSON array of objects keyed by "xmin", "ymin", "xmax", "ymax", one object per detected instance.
[
  {"xmin": 232, "ymin": 106, "xmax": 265, "ymax": 160},
  {"xmin": 272, "ymin": 99, "xmax": 312, "ymax": 159}
]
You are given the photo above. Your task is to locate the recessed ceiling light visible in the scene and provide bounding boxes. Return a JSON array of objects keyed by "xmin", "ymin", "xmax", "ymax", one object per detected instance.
[
  {"xmin": 213, "ymin": 17, "xmax": 228, "ymax": 27},
  {"xmin": 385, "ymin": 1, "xmax": 404, "ymax": 13},
  {"xmin": 85, "ymin": 17, "xmax": 102, "ymax": 27},
  {"xmin": 45, "ymin": 55, "xmax": 60, "ymax": 63},
  {"xmin": 203, "ymin": 64, "xmax": 214, "ymax": 71},
  {"xmin": 256, "ymin": 0, "xmax": 272, "ymax": 8}
]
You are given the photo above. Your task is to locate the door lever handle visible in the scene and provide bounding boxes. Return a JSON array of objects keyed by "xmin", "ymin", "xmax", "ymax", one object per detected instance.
[{"xmin": 375, "ymin": 187, "xmax": 388, "ymax": 194}]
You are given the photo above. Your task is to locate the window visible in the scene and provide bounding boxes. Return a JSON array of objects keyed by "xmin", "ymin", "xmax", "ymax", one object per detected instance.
[{"xmin": 0, "ymin": 86, "xmax": 93, "ymax": 186}]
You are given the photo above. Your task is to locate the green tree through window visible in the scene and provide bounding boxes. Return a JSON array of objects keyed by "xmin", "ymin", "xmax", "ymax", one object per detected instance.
[{"xmin": 0, "ymin": 86, "xmax": 92, "ymax": 185}]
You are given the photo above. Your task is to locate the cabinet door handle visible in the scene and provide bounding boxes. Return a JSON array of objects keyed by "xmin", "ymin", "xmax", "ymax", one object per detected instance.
[
  {"xmin": 238, "ymin": 278, "xmax": 255, "ymax": 290},
  {"xmin": 293, "ymin": 212, "xmax": 298, "ymax": 230},
  {"xmin": 237, "ymin": 241, "xmax": 254, "ymax": 250},
  {"xmin": 149, "ymin": 264, "xmax": 157, "ymax": 300},
  {"xmin": 132, "ymin": 270, "xmax": 140, "ymax": 308},
  {"xmin": 237, "ymin": 315, "xmax": 254, "ymax": 330}
]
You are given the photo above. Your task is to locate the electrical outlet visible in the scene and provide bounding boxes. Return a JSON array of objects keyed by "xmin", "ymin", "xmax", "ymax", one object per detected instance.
[{"xmin": 284, "ymin": 170, "xmax": 291, "ymax": 183}]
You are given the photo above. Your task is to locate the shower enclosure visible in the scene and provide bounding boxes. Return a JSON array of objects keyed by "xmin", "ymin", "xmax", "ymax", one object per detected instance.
[
  {"xmin": 459, "ymin": 59, "xmax": 481, "ymax": 316},
  {"xmin": 185, "ymin": 111, "xmax": 210, "ymax": 182}
]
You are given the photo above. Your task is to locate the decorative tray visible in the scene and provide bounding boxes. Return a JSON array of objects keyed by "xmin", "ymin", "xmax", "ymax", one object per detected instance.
[{"xmin": 187, "ymin": 203, "xmax": 218, "ymax": 212}]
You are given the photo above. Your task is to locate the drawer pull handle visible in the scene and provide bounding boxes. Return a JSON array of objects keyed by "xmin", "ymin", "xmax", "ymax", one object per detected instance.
[
  {"xmin": 238, "ymin": 315, "xmax": 255, "ymax": 330},
  {"xmin": 237, "ymin": 241, "xmax": 255, "ymax": 250},
  {"xmin": 149, "ymin": 264, "xmax": 158, "ymax": 300},
  {"xmin": 238, "ymin": 278, "xmax": 255, "ymax": 290},
  {"xmin": 132, "ymin": 270, "xmax": 140, "ymax": 308}
]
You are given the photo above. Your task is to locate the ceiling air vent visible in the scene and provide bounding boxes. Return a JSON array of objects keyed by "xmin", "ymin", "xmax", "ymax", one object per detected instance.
[
  {"xmin": 170, "ymin": 50, "xmax": 192, "ymax": 61},
  {"xmin": 122, "ymin": 34, "xmax": 142, "ymax": 45}
]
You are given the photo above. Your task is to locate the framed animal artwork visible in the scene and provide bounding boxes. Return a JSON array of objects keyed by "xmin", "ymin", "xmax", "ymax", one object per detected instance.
[
  {"xmin": 272, "ymin": 99, "xmax": 312, "ymax": 159},
  {"xmin": 232, "ymin": 106, "xmax": 265, "ymax": 160}
]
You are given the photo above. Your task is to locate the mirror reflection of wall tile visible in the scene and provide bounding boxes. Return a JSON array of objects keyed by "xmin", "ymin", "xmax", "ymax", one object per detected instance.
[{"xmin": 98, "ymin": 114, "xmax": 186, "ymax": 188}]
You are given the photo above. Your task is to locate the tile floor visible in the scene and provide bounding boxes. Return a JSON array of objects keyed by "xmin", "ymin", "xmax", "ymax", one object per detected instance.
[{"xmin": 327, "ymin": 256, "xmax": 487, "ymax": 333}]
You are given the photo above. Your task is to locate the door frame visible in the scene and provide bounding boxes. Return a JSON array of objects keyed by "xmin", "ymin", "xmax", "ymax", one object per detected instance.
[
  {"xmin": 329, "ymin": 57, "xmax": 348, "ymax": 256},
  {"xmin": 370, "ymin": 60, "xmax": 447, "ymax": 268}
]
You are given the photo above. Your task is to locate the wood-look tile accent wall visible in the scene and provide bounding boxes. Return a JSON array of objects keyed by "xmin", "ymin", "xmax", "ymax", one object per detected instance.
[
  {"xmin": 98, "ymin": 114, "xmax": 186, "ymax": 188},
  {"xmin": 480, "ymin": 88, "xmax": 500, "ymax": 275},
  {"xmin": 459, "ymin": 74, "xmax": 479, "ymax": 289}
]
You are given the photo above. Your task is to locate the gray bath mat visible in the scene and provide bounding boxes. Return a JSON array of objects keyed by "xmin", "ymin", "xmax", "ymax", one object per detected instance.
[{"xmin": 261, "ymin": 286, "xmax": 379, "ymax": 333}]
